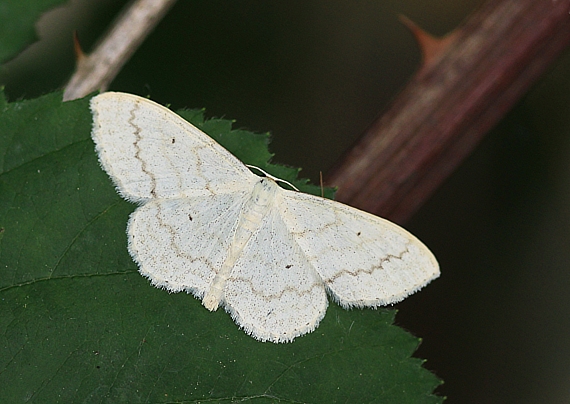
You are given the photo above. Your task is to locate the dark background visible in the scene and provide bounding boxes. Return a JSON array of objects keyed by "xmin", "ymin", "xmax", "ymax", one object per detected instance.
[{"xmin": 2, "ymin": 1, "xmax": 569, "ymax": 402}]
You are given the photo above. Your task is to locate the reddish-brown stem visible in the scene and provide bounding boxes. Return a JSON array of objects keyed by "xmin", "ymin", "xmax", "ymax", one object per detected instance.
[{"xmin": 326, "ymin": 0, "xmax": 570, "ymax": 224}]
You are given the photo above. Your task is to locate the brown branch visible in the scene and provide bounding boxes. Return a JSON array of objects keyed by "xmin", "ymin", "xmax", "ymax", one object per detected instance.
[
  {"xmin": 63, "ymin": 0, "xmax": 177, "ymax": 101},
  {"xmin": 325, "ymin": 0, "xmax": 570, "ymax": 224}
]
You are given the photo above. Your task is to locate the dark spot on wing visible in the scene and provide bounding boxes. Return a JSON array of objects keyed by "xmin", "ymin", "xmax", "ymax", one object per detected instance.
[
  {"xmin": 188, "ymin": 214, "xmax": 193, "ymax": 221},
  {"xmin": 285, "ymin": 264, "xmax": 292, "ymax": 269},
  {"xmin": 171, "ymin": 138, "xmax": 176, "ymax": 144},
  {"xmin": 357, "ymin": 231, "xmax": 361, "ymax": 236}
]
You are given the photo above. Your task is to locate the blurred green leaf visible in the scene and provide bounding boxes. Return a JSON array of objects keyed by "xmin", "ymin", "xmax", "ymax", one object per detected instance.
[
  {"xmin": 0, "ymin": 0, "xmax": 68, "ymax": 64},
  {"xmin": 0, "ymin": 91, "xmax": 442, "ymax": 403}
]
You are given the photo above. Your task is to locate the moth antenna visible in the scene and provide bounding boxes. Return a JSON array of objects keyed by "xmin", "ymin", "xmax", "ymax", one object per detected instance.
[{"xmin": 246, "ymin": 164, "xmax": 299, "ymax": 191}]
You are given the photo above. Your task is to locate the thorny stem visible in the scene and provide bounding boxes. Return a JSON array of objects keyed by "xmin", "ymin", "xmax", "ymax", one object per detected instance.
[
  {"xmin": 325, "ymin": 0, "xmax": 570, "ymax": 223},
  {"xmin": 63, "ymin": 0, "xmax": 177, "ymax": 101}
]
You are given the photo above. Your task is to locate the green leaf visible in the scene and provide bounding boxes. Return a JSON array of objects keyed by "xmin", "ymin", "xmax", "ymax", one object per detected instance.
[
  {"xmin": 0, "ymin": 0, "xmax": 69, "ymax": 64},
  {"xmin": 0, "ymin": 91, "xmax": 442, "ymax": 403}
]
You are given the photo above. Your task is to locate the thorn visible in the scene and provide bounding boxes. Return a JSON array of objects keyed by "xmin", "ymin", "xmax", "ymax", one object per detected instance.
[
  {"xmin": 399, "ymin": 15, "xmax": 459, "ymax": 67},
  {"xmin": 73, "ymin": 31, "xmax": 86, "ymax": 63}
]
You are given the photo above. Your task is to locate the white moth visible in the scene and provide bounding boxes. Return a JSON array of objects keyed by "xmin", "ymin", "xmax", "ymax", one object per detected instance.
[{"xmin": 90, "ymin": 92, "xmax": 439, "ymax": 343}]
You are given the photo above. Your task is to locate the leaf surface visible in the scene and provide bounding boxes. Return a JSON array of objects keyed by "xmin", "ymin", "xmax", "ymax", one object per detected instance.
[{"xmin": 0, "ymin": 91, "xmax": 441, "ymax": 403}]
